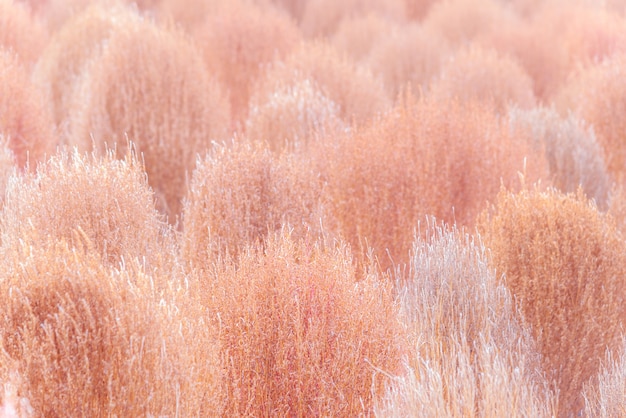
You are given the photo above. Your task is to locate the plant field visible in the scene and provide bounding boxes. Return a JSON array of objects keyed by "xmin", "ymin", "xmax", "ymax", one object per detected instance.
[{"xmin": 1, "ymin": 0, "xmax": 626, "ymax": 416}]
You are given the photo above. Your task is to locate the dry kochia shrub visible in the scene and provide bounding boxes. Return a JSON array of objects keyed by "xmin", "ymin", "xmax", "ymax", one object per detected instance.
[
  {"xmin": 508, "ymin": 106, "xmax": 611, "ymax": 209},
  {"xmin": 423, "ymin": 0, "xmax": 517, "ymax": 47},
  {"xmin": 268, "ymin": 0, "xmax": 308, "ymax": 22},
  {"xmin": 246, "ymin": 78, "xmax": 345, "ymax": 153},
  {"xmin": 584, "ymin": 337, "xmax": 626, "ymax": 418},
  {"xmin": 32, "ymin": 2, "xmax": 140, "ymax": 135},
  {"xmin": 194, "ymin": 0, "xmax": 301, "ymax": 126},
  {"xmin": 0, "ymin": 50, "xmax": 56, "ymax": 169},
  {"xmin": 0, "ymin": 243, "xmax": 222, "ymax": 416},
  {"xmin": 376, "ymin": 220, "xmax": 555, "ymax": 417},
  {"xmin": 318, "ymin": 94, "xmax": 548, "ymax": 272},
  {"xmin": 182, "ymin": 141, "xmax": 329, "ymax": 268},
  {"xmin": 299, "ymin": 0, "xmax": 404, "ymax": 38},
  {"xmin": 491, "ymin": 3, "xmax": 626, "ymax": 102},
  {"xmin": 367, "ymin": 23, "xmax": 450, "ymax": 99},
  {"xmin": 330, "ymin": 13, "xmax": 394, "ymax": 64},
  {"xmin": 0, "ymin": 148, "xmax": 175, "ymax": 280},
  {"xmin": 68, "ymin": 17, "xmax": 230, "ymax": 220},
  {"xmin": 429, "ymin": 46, "xmax": 536, "ymax": 114},
  {"xmin": 404, "ymin": 0, "xmax": 438, "ymax": 20},
  {"xmin": 257, "ymin": 42, "xmax": 390, "ymax": 127},
  {"xmin": 556, "ymin": 54, "xmax": 626, "ymax": 182},
  {"xmin": 202, "ymin": 232, "xmax": 401, "ymax": 416},
  {"xmin": 0, "ymin": 140, "xmax": 16, "ymax": 206},
  {"xmin": 0, "ymin": 0, "xmax": 48, "ymax": 68},
  {"xmin": 478, "ymin": 187, "xmax": 626, "ymax": 416}
]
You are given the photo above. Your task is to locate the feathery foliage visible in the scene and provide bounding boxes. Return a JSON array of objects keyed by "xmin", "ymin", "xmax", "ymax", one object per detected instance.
[
  {"xmin": 199, "ymin": 231, "xmax": 402, "ymax": 416},
  {"xmin": 318, "ymin": 93, "xmax": 548, "ymax": 271},
  {"xmin": 183, "ymin": 140, "xmax": 329, "ymax": 268},
  {"xmin": 478, "ymin": 187, "xmax": 626, "ymax": 416},
  {"xmin": 377, "ymin": 220, "xmax": 555, "ymax": 417},
  {"xmin": 67, "ymin": 14, "xmax": 230, "ymax": 219}
]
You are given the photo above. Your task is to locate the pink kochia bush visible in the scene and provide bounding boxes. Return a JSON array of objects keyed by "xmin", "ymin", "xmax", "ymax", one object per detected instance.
[
  {"xmin": 0, "ymin": 50, "xmax": 56, "ymax": 168},
  {"xmin": 317, "ymin": 92, "xmax": 548, "ymax": 271},
  {"xmin": 197, "ymin": 231, "xmax": 402, "ymax": 416},
  {"xmin": 376, "ymin": 220, "xmax": 555, "ymax": 417},
  {"xmin": 182, "ymin": 140, "xmax": 329, "ymax": 267},
  {"xmin": 0, "ymin": 0, "xmax": 48, "ymax": 67},
  {"xmin": 0, "ymin": 148, "xmax": 175, "ymax": 278},
  {"xmin": 33, "ymin": 2, "xmax": 140, "ymax": 134},
  {"xmin": 67, "ymin": 12, "xmax": 230, "ymax": 220},
  {"xmin": 478, "ymin": 187, "xmax": 626, "ymax": 416},
  {"xmin": 0, "ymin": 242, "xmax": 222, "ymax": 416},
  {"xmin": 194, "ymin": 0, "xmax": 301, "ymax": 126}
]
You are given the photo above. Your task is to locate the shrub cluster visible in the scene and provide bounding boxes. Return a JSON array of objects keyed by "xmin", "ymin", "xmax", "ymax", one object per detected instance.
[
  {"xmin": 478, "ymin": 187, "xmax": 626, "ymax": 415},
  {"xmin": 5, "ymin": 0, "xmax": 626, "ymax": 415},
  {"xmin": 377, "ymin": 220, "xmax": 555, "ymax": 417}
]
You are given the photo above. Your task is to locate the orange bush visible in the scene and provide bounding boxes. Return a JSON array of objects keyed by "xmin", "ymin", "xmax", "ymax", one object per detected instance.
[
  {"xmin": 67, "ymin": 16, "xmax": 230, "ymax": 220},
  {"xmin": 199, "ymin": 231, "xmax": 401, "ymax": 416},
  {"xmin": 194, "ymin": 0, "xmax": 301, "ymax": 126},
  {"xmin": 429, "ymin": 45, "xmax": 536, "ymax": 114},
  {"xmin": 268, "ymin": 0, "xmax": 308, "ymax": 22},
  {"xmin": 556, "ymin": 53, "xmax": 626, "ymax": 182},
  {"xmin": 331, "ymin": 13, "xmax": 394, "ymax": 64},
  {"xmin": 246, "ymin": 78, "xmax": 345, "ymax": 153},
  {"xmin": 0, "ymin": 148, "xmax": 174, "ymax": 277},
  {"xmin": 299, "ymin": 0, "xmax": 404, "ymax": 38},
  {"xmin": 0, "ymin": 0, "xmax": 48, "ymax": 68},
  {"xmin": 0, "ymin": 50, "xmax": 56, "ymax": 168},
  {"xmin": 583, "ymin": 337, "xmax": 626, "ymax": 417},
  {"xmin": 33, "ymin": 2, "xmax": 139, "ymax": 134},
  {"xmin": 182, "ymin": 140, "xmax": 330, "ymax": 268},
  {"xmin": 367, "ymin": 23, "xmax": 450, "ymax": 99},
  {"xmin": 508, "ymin": 106, "xmax": 610, "ymax": 208},
  {"xmin": 423, "ymin": 0, "xmax": 517, "ymax": 47},
  {"xmin": 484, "ymin": 3, "xmax": 626, "ymax": 103},
  {"xmin": 0, "ymin": 139, "xmax": 15, "ymax": 206},
  {"xmin": 404, "ymin": 0, "xmax": 438, "ymax": 20},
  {"xmin": 255, "ymin": 41, "xmax": 390, "ymax": 127},
  {"xmin": 377, "ymin": 220, "xmax": 555, "ymax": 417},
  {"xmin": 317, "ymin": 93, "xmax": 548, "ymax": 271},
  {"xmin": 478, "ymin": 187, "xmax": 626, "ymax": 416},
  {"xmin": 0, "ymin": 242, "xmax": 221, "ymax": 416}
]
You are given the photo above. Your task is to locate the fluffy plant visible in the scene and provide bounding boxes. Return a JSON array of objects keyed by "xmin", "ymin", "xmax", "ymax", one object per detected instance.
[
  {"xmin": 182, "ymin": 140, "xmax": 330, "ymax": 268},
  {"xmin": 584, "ymin": 337, "xmax": 626, "ymax": 418},
  {"xmin": 198, "ymin": 231, "xmax": 402, "ymax": 416},
  {"xmin": 330, "ymin": 13, "xmax": 394, "ymax": 64},
  {"xmin": 0, "ymin": 148, "xmax": 175, "ymax": 281},
  {"xmin": 404, "ymin": 0, "xmax": 438, "ymax": 20},
  {"xmin": 423, "ymin": 0, "xmax": 517, "ymax": 47},
  {"xmin": 298, "ymin": 0, "xmax": 404, "ymax": 38},
  {"xmin": 32, "ymin": 2, "xmax": 140, "ymax": 135},
  {"xmin": 491, "ymin": 3, "xmax": 626, "ymax": 102},
  {"xmin": 508, "ymin": 106, "xmax": 611, "ymax": 208},
  {"xmin": 317, "ymin": 93, "xmax": 548, "ymax": 271},
  {"xmin": 256, "ymin": 41, "xmax": 390, "ymax": 127},
  {"xmin": 376, "ymin": 220, "xmax": 555, "ymax": 417},
  {"xmin": 194, "ymin": 0, "xmax": 301, "ymax": 126},
  {"xmin": 0, "ymin": 138, "xmax": 15, "ymax": 207},
  {"xmin": 478, "ymin": 187, "xmax": 626, "ymax": 416},
  {"xmin": 67, "ymin": 14, "xmax": 230, "ymax": 219},
  {"xmin": 0, "ymin": 241, "xmax": 221, "ymax": 416},
  {"xmin": 267, "ymin": 0, "xmax": 308, "ymax": 22},
  {"xmin": 0, "ymin": 0, "xmax": 48, "ymax": 68},
  {"xmin": 367, "ymin": 23, "xmax": 450, "ymax": 99},
  {"xmin": 556, "ymin": 53, "xmax": 626, "ymax": 182},
  {"xmin": 246, "ymin": 78, "xmax": 345, "ymax": 153},
  {"xmin": 429, "ymin": 45, "xmax": 536, "ymax": 114},
  {"xmin": 0, "ymin": 50, "xmax": 56, "ymax": 168}
]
